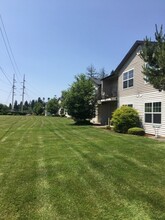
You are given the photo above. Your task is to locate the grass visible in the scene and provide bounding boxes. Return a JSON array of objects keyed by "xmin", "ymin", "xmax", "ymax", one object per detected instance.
[{"xmin": 0, "ymin": 116, "xmax": 165, "ymax": 220}]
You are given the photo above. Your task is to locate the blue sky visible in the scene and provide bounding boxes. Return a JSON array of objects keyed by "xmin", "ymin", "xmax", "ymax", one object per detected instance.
[{"xmin": 0, "ymin": 0, "xmax": 164, "ymax": 105}]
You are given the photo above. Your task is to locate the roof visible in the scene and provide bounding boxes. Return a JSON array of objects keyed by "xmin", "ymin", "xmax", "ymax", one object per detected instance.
[
  {"xmin": 102, "ymin": 40, "xmax": 144, "ymax": 81},
  {"xmin": 115, "ymin": 40, "xmax": 144, "ymax": 73},
  {"xmin": 101, "ymin": 70, "xmax": 117, "ymax": 81},
  {"xmin": 91, "ymin": 77, "xmax": 101, "ymax": 85}
]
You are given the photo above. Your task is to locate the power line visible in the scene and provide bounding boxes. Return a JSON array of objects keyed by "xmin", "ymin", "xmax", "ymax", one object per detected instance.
[
  {"xmin": 0, "ymin": 14, "xmax": 21, "ymax": 82},
  {"xmin": 0, "ymin": 88, "xmax": 9, "ymax": 93},
  {"xmin": 0, "ymin": 15, "xmax": 22, "ymax": 79},
  {"xmin": 26, "ymin": 81, "xmax": 44, "ymax": 97},
  {"xmin": 0, "ymin": 76, "xmax": 11, "ymax": 87},
  {"xmin": 0, "ymin": 27, "xmax": 17, "ymax": 76},
  {"xmin": 0, "ymin": 65, "xmax": 12, "ymax": 85},
  {"xmin": 5, "ymin": 89, "xmax": 12, "ymax": 105}
]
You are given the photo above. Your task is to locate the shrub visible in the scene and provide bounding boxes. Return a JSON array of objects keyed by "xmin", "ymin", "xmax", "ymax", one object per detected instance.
[
  {"xmin": 111, "ymin": 106, "xmax": 141, "ymax": 133},
  {"xmin": 128, "ymin": 127, "xmax": 145, "ymax": 136}
]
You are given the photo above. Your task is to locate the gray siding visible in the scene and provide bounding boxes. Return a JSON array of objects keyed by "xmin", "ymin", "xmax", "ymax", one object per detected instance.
[
  {"xmin": 119, "ymin": 91, "xmax": 165, "ymax": 136},
  {"xmin": 117, "ymin": 45, "xmax": 165, "ymax": 136},
  {"xmin": 118, "ymin": 46, "xmax": 156, "ymax": 98}
]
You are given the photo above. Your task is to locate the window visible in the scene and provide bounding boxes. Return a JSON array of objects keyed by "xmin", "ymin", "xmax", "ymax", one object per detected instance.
[
  {"xmin": 123, "ymin": 70, "xmax": 134, "ymax": 89},
  {"xmin": 145, "ymin": 102, "xmax": 161, "ymax": 124},
  {"xmin": 123, "ymin": 104, "xmax": 133, "ymax": 108}
]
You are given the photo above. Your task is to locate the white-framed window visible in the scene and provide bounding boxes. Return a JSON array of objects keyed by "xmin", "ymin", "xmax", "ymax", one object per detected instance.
[
  {"xmin": 123, "ymin": 69, "xmax": 134, "ymax": 89},
  {"xmin": 145, "ymin": 102, "xmax": 161, "ymax": 124}
]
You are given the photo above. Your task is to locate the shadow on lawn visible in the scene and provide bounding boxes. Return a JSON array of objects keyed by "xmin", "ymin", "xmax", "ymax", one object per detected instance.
[{"xmin": 69, "ymin": 121, "xmax": 94, "ymax": 126}]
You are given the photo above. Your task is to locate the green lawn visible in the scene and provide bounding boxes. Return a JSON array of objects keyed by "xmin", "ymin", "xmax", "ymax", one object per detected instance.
[{"xmin": 0, "ymin": 116, "xmax": 165, "ymax": 220}]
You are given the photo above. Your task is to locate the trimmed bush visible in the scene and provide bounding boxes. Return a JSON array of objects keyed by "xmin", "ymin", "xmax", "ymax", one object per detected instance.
[
  {"xmin": 128, "ymin": 127, "xmax": 145, "ymax": 136},
  {"xmin": 111, "ymin": 106, "xmax": 141, "ymax": 133}
]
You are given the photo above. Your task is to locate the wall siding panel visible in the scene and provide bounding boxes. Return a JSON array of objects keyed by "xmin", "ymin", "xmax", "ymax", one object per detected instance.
[
  {"xmin": 117, "ymin": 45, "xmax": 165, "ymax": 136},
  {"xmin": 119, "ymin": 91, "xmax": 165, "ymax": 136}
]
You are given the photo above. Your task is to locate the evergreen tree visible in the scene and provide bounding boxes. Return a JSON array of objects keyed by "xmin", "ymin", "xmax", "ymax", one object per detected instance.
[
  {"xmin": 140, "ymin": 25, "xmax": 165, "ymax": 91},
  {"xmin": 24, "ymin": 100, "xmax": 29, "ymax": 111},
  {"xmin": 14, "ymin": 100, "xmax": 19, "ymax": 111},
  {"xmin": 38, "ymin": 97, "xmax": 43, "ymax": 104},
  {"xmin": 99, "ymin": 67, "xmax": 108, "ymax": 79},
  {"xmin": 30, "ymin": 100, "xmax": 35, "ymax": 110},
  {"xmin": 86, "ymin": 64, "xmax": 98, "ymax": 78}
]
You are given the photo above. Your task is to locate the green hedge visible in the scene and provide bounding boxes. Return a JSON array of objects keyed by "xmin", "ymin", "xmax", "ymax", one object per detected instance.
[{"xmin": 128, "ymin": 127, "xmax": 145, "ymax": 136}]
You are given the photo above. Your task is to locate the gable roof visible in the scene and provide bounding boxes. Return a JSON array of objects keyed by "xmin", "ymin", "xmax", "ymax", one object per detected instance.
[
  {"xmin": 115, "ymin": 40, "xmax": 144, "ymax": 73},
  {"xmin": 91, "ymin": 77, "xmax": 101, "ymax": 86},
  {"xmin": 102, "ymin": 40, "xmax": 144, "ymax": 81}
]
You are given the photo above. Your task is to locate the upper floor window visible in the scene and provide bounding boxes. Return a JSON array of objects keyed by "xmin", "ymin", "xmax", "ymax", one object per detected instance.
[{"xmin": 123, "ymin": 69, "xmax": 134, "ymax": 89}]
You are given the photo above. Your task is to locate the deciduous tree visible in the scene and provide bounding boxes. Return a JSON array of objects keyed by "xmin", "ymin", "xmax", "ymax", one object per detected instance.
[
  {"xmin": 47, "ymin": 97, "xmax": 59, "ymax": 115},
  {"xmin": 64, "ymin": 74, "xmax": 96, "ymax": 123}
]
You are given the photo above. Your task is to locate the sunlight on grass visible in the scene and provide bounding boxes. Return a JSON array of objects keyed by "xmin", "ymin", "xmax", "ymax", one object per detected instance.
[{"xmin": 0, "ymin": 116, "xmax": 165, "ymax": 219}]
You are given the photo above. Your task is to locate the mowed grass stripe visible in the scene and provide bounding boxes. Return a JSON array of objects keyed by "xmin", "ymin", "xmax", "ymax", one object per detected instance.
[
  {"xmin": 34, "ymin": 118, "xmax": 59, "ymax": 220},
  {"xmin": 0, "ymin": 116, "xmax": 164, "ymax": 219},
  {"xmin": 42, "ymin": 118, "xmax": 105, "ymax": 219},
  {"xmin": 0, "ymin": 116, "xmax": 39, "ymax": 219}
]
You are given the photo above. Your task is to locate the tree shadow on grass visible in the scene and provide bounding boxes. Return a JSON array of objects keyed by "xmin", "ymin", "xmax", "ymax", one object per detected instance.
[{"xmin": 69, "ymin": 120, "xmax": 94, "ymax": 126}]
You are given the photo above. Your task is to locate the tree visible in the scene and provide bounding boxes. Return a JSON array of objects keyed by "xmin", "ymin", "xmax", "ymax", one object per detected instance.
[
  {"xmin": 99, "ymin": 67, "xmax": 108, "ymax": 79},
  {"xmin": 60, "ymin": 90, "xmax": 68, "ymax": 108},
  {"xmin": 33, "ymin": 102, "xmax": 44, "ymax": 115},
  {"xmin": 38, "ymin": 97, "xmax": 43, "ymax": 104},
  {"xmin": 86, "ymin": 64, "xmax": 98, "ymax": 78},
  {"xmin": 30, "ymin": 100, "xmax": 35, "ymax": 110},
  {"xmin": 140, "ymin": 25, "xmax": 165, "ymax": 91},
  {"xmin": 24, "ymin": 100, "xmax": 29, "ymax": 111},
  {"xmin": 14, "ymin": 100, "xmax": 19, "ymax": 111},
  {"xmin": 0, "ymin": 104, "xmax": 9, "ymax": 115},
  {"xmin": 64, "ymin": 74, "xmax": 96, "ymax": 123},
  {"xmin": 47, "ymin": 97, "xmax": 59, "ymax": 115},
  {"xmin": 9, "ymin": 103, "xmax": 12, "ymax": 110}
]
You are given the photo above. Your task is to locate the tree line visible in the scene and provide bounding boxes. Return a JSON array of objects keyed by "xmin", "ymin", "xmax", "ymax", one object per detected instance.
[
  {"xmin": 0, "ymin": 65, "xmax": 109, "ymax": 116},
  {"xmin": 0, "ymin": 97, "xmax": 59, "ymax": 115},
  {"xmin": 0, "ymin": 26, "xmax": 164, "ymax": 120}
]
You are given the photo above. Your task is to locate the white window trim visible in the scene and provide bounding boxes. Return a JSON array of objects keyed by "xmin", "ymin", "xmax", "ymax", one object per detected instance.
[
  {"xmin": 122, "ymin": 68, "xmax": 134, "ymax": 90},
  {"xmin": 144, "ymin": 102, "xmax": 162, "ymax": 125}
]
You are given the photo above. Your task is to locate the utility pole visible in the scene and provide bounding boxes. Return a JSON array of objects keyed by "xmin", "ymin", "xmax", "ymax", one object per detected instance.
[
  {"xmin": 21, "ymin": 74, "xmax": 25, "ymax": 113},
  {"xmin": 11, "ymin": 74, "xmax": 16, "ymax": 111}
]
